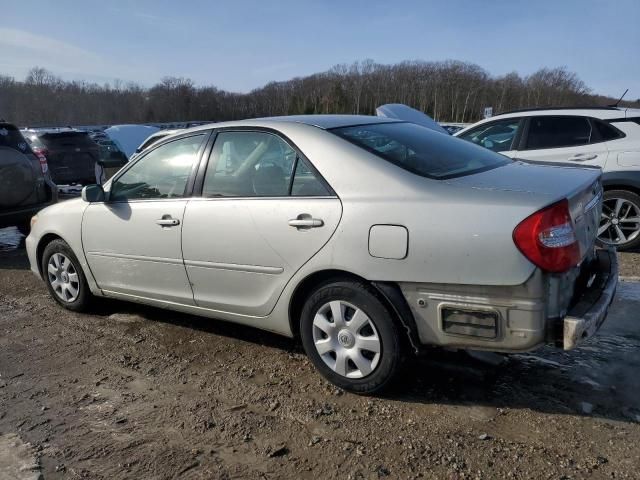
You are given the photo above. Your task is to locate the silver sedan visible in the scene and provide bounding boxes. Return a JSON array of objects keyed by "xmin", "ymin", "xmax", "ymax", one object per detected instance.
[{"xmin": 26, "ymin": 116, "xmax": 617, "ymax": 393}]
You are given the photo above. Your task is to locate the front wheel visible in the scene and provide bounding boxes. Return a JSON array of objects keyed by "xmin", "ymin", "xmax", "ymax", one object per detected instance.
[
  {"xmin": 41, "ymin": 239, "xmax": 92, "ymax": 311},
  {"xmin": 598, "ymin": 190, "xmax": 640, "ymax": 251},
  {"xmin": 299, "ymin": 280, "xmax": 403, "ymax": 394}
]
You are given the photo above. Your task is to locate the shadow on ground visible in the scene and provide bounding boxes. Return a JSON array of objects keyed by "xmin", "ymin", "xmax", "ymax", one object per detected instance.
[{"xmin": 89, "ymin": 281, "xmax": 640, "ymax": 426}]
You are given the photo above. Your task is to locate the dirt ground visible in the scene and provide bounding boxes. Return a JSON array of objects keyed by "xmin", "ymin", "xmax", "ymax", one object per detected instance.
[{"xmin": 1, "ymin": 228, "xmax": 639, "ymax": 479}]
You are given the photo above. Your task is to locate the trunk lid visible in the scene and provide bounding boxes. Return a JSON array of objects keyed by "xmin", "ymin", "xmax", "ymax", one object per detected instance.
[{"xmin": 445, "ymin": 161, "xmax": 602, "ymax": 260}]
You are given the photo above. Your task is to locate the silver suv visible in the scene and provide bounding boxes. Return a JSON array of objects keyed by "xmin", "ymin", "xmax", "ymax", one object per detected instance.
[{"xmin": 455, "ymin": 107, "xmax": 640, "ymax": 250}]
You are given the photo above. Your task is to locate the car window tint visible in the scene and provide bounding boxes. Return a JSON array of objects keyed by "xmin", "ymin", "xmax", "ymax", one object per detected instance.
[
  {"xmin": 457, "ymin": 119, "xmax": 520, "ymax": 152},
  {"xmin": 110, "ymin": 134, "xmax": 204, "ymax": 201},
  {"xmin": 332, "ymin": 122, "xmax": 510, "ymax": 180},
  {"xmin": 203, "ymin": 131, "xmax": 296, "ymax": 197},
  {"xmin": 0, "ymin": 125, "xmax": 32, "ymax": 154},
  {"xmin": 594, "ymin": 120, "xmax": 623, "ymax": 141},
  {"xmin": 291, "ymin": 157, "xmax": 330, "ymax": 196},
  {"xmin": 525, "ymin": 116, "xmax": 592, "ymax": 149}
]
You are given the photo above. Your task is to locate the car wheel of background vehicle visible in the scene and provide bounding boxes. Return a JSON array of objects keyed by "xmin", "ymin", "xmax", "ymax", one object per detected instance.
[
  {"xmin": 41, "ymin": 239, "xmax": 92, "ymax": 312},
  {"xmin": 598, "ymin": 190, "xmax": 640, "ymax": 251},
  {"xmin": 300, "ymin": 280, "xmax": 403, "ymax": 394}
]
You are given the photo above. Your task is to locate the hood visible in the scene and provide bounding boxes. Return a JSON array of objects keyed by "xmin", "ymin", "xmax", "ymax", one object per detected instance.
[{"xmin": 376, "ymin": 104, "xmax": 449, "ymax": 135}]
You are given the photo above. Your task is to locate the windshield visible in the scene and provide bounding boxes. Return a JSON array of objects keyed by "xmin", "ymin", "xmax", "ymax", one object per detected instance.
[{"xmin": 331, "ymin": 122, "xmax": 511, "ymax": 179}]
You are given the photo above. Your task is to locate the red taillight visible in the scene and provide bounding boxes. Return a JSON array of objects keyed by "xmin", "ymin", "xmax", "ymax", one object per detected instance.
[
  {"xmin": 513, "ymin": 199, "xmax": 580, "ymax": 273},
  {"xmin": 33, "ymin": 147, "xmax": 49, "ymax": 174}
]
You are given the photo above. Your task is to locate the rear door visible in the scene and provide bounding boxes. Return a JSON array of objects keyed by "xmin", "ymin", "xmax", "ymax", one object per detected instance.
[
  {"xmin": 515, "ymin": 116, "xmax": 609, "ymax": 167},
  {"xmin": 455, "ymin": 117, "xmax": 523, "ymax": 159},
  {"xmin": 181, "ymin": 129, "xmax": 342, "ymax": 317},
  {"xmin": 82, "ymin": 133, "xmax": 207, "ymax": 303}
]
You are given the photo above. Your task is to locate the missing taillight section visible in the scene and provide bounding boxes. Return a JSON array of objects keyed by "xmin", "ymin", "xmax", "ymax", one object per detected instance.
[{"xmin": 513, "ymin": 199, "xmax": 580, "ymax": 273}]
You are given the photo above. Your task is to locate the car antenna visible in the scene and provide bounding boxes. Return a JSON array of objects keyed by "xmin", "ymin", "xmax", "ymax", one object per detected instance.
[{"xmin": 609, "ymin": 88, "xmax": 629, "ymax": 107}]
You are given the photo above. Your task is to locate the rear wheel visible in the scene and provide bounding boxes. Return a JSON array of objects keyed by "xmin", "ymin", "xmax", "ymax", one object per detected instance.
[
  {"xmin": 41, "ymin": 239, "xmax": 92, "ymax": 311},
  {"xmin": 598, "ymin": 190, "xmax": 640, "ymax": 251},
  {"xmin": 300, "ymin": 280, "xmax": 403, "ymax": 394}
]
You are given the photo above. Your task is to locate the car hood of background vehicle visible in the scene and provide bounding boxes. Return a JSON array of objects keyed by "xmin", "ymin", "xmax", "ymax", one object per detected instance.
[{"xmin": 443, "ymin": 161, "xmax": 601, "ymax": 198}]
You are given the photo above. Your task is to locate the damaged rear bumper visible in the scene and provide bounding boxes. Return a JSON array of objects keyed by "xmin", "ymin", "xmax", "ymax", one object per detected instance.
[{"xmin": 554, "ymin": 249, "xmax": 618, "ymax": 350}]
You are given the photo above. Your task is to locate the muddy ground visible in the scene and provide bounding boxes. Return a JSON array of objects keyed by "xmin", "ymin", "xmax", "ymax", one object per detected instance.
[{"xmin": 1, "ymin": 227, "xmax": 639, "ymax": 479}]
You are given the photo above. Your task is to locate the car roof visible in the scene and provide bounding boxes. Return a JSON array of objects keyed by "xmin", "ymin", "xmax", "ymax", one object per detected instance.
[
  {"xmin": 454, "ymin": 107, "xmax": 640, "ymax": 136},
  {"xmin": 22, "ymin": 127, "xmax": 86, "ymax": 136},
  {"xmin": 477, "ymin": 107, "xmax": 640, "ymax": 121},
  {"xmin": 183, "ymin": 114, "xmax": 401, "ymax": 134}
]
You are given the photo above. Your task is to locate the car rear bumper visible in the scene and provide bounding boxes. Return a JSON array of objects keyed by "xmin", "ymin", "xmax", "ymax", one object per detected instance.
[
  {"xmin": 551, "ymin": 248, "xmax": 617, "ymax": 350},
  {"xmin": 398, "ymin": 249, "xmax": 617, "ymax": 353}
]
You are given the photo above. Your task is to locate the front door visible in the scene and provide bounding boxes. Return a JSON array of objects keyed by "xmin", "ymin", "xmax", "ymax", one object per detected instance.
[
  {"xmin": 82, "ymin": 133, "xmax": 207, "ymax": 304},
  {"xmin": 181, "ymin": 130, "xmax": 342, "ymax": 316}
]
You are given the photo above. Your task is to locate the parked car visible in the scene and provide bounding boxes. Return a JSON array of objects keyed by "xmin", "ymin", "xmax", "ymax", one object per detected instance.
[
  {"xmin": 130, "ymin": 129, "xmax": 182, "ymax": 161},
  {"xmin": 0, "ymin": 122, "xmax": 57, "ymax": 233},
  {"xmin": 104, "ymin": 125, "xmax": 160, "ymax": 158},
  {"xmin": 455, "ymin": 107, "xmax": 640, "ymax": 250},
  {"xmin": 440, "ymin": 124, "xmax": 466, "ymax": 135},
  {"xmin": 22, "ymin": 128, "xmax": 101, "ymax": 185},
  {"xmin": 26, "ymin": 116, "xmax": 616, "ymax": 393}
]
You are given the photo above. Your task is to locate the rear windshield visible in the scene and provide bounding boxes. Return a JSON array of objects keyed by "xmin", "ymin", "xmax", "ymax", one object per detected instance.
[
  {"xmin": 39, "ymin": 132, "xmax": 97, "ymax": 149},
  {"xmin": 0, "ymin": 124, "xmax": 32, "ymax": 154},
  {"xmin": 331, "ymin": 122, "xmax": 511, "ymax": 179}
]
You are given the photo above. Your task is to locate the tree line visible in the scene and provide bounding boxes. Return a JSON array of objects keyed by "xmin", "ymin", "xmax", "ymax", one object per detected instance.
[{"xmin": 0, "ymin": 60, "xmax": 637, "ymax": 127}]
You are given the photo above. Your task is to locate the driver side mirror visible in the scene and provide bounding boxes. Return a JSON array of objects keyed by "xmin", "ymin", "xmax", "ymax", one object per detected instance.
[{"xmin": 82, "ymin": 184, "xmax": 105, "ymax": 203}]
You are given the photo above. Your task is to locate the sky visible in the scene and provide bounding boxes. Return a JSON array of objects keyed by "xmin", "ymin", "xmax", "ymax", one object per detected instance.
[{"xmin": 1, "ymin": 0, "xmax": 639, "ymax": 99}]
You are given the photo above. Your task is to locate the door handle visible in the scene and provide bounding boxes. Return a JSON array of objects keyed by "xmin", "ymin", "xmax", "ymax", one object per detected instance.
[
  {"xmin": 568, "ymin": 154, "xmax": 597, "ymax": 161},
  {"xmin": 156, "ymin": 216, "xmax": 180, "ymax": 227},
  {"xmin": 288, "ymin": 215, "xmax": 324, "ymax": 229}
]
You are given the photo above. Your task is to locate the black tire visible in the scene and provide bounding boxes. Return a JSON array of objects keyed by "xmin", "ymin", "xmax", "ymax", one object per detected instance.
[
  {"xmin": 598, "ymin": 190, "xmax": 640, "ymax": 251},
  {"xmin": 41, "ymin": 239, "xmax": 92, "ymax": 312},
  {"xmin": 300, "ymin": 279, "xmax": 403, "ymax": 394}
]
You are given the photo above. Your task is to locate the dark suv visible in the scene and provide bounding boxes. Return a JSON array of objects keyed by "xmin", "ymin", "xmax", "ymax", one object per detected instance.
[
  {"xmin": 22, "ymin": 128, "xmax": 100, "ymax": 185},
  {"xmin": 0, "ymin": 122, "xmax": 57, "ymax": 233}
]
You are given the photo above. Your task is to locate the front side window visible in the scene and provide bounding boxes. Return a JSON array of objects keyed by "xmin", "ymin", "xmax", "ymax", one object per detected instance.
[
  {"xmin": 110, "ymin": 134, "xmax": 204, "ymax": 201},
  {"xmin": 525, "ymin": 116, "xmax": 592, "ymax": 150},
  {"xmin": 332, "ymin": 122, "xmax": 510, "ymax": 180},
  {"xmin": 457, "ymin": 119, "xmax": 521, "ymax": 152},
  {"xmin": 203, "ymin": 131, "xmax": 297, "ymax": 197}
]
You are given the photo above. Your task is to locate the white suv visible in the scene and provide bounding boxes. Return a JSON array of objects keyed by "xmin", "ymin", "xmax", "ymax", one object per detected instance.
[{"xmin": 455, "ymin": 107, "xmax": 640, "ymax": 250}]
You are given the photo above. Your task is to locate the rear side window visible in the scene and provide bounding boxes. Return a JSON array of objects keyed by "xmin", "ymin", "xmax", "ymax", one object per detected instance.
[
  {"xmin": 332, "ymin": 122, "xmax": 510, "ymax": 180},
  {"xmin": 291, "ymin": 157, "xmax": 330, "ymax": 196},
  {"xmin": 203, "ymin": 131, "xmax": 297, "ymax": 197},
  {"xmin": 39, "ymin": 132, "xmax": 97, "ymax": 150},
  {"xmin": 0, "ymin": 124, "xmax": 32, "ymax": 154},
  {"xmin": 594, "ymin": 120, "xmax": 624, "ymax": 141},
  {"xmin": 525, "ymin": 116, "xmax": 592, "ymax": 149}
]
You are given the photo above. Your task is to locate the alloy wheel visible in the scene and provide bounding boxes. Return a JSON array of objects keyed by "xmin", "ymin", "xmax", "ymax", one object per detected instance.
[
  {"xmin": 47, "ymin": 253, "xmax": 80, "ymax": 302},
  {"xmin": 598, "ymin": 197, "xmax": 640, "ymax": 247},
  {"xmin": 312, "ymin": 300, "xmax": 381, "ymax": 379}
]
